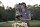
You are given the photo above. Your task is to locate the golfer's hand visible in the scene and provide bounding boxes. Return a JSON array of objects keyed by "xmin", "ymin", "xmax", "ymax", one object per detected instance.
[
  {"xmin": 20, "ymin": 18, "xmax": 24, "ymax": 20},
  {"xmin": 19, "ymin": 17, "xmax": 22, "ymax": 20}
]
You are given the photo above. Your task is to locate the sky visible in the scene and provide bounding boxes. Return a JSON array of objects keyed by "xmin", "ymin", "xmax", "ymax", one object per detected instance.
[{"xmin": 0, "ymin": 0, "xmax": 40, "ymax": 8}]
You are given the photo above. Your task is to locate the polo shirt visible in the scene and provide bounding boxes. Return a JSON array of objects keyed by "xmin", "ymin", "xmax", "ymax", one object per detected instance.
[{"xmin": 20, "ymin": 9, "xmax": 31, "ymax": 23}]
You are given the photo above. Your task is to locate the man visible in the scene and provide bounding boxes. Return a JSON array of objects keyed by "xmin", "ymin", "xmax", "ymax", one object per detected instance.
[
  {"xmin": 19, "ymin": 2, "xmax": 31, "ymax": 27},
  {"xmin": 15, "ymin": 2, "xmax": 31, "ymax": 27}
]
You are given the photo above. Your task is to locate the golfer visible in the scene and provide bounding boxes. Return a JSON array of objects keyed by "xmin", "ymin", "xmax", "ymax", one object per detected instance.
[{"xmin": 19, "ymin": 2, "xmax": 31, "ymax": 27}]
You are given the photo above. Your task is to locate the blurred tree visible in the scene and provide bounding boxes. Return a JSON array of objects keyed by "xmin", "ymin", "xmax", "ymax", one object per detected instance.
[{"xmin": 27, "ymin": 4, "xmax": 40, "ymax": 20}]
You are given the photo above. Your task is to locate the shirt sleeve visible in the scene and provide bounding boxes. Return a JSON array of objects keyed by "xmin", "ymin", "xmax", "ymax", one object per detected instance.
[{"xmin": 28, "ymin": 11, "xmax": 31, "ymax": 17}]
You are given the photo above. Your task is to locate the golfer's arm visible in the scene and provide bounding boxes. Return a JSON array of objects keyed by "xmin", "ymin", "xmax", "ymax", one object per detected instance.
[
  {"xmin": 24, "ymin": 11, "xmax": 31, "ymax": 21},
  {"xmin": 24, "ymin": 16, "xmax": 31, "ymax": 21}
]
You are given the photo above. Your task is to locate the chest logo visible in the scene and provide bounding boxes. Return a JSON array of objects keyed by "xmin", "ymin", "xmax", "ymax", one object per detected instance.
[{"xmin": 25, "ymin": 13, "xmax": 26, "ymax": 14}]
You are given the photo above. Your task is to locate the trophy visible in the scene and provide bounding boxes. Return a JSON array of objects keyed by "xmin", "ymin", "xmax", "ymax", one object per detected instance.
[
  {"xmin": 15, "ymin": 4, "xmax": 22, "ymax": 20},
  {"xmin": 16, "ymin": 11, "xmax": 22, "ymax": 20}
]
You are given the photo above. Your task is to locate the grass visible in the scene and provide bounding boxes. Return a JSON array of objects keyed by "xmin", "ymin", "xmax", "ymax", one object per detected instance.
[
  {"xmin": 29, "ymin": 20, "xmax": 40, "ymax": 27},
  {"xmin": 0, "ymin": 20, "xmax": 40, "ymax": 27}
]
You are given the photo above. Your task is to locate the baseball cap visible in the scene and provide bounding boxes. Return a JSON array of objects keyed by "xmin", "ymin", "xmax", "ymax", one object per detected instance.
[
  {"xmin": 19, "ymin": 2, "xmax": 26, "ymax": 6},
  {"xmin": 19, "ymin": 2, "xmax": 26, "ymax": 8}
]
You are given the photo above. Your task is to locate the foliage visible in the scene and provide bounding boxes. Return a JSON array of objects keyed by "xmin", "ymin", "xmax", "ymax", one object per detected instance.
[{"xmin": 0, "ymin": 1, "xmax": 40, "ymax": 21}]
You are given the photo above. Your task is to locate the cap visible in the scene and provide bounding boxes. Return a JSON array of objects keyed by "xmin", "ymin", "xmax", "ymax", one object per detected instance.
[
  {"xmin": 19, "ymin": 2, "xmax": 26, "ymax": 8},
  {"xmin": 19, "ymin": 2, "xmax": 26, "ymax": 6}
]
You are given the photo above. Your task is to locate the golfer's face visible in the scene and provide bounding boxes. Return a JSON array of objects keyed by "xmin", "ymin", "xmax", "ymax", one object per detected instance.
[{"xmin": 20, "ymin": 5, "xmax": 24, "ymax": 9}]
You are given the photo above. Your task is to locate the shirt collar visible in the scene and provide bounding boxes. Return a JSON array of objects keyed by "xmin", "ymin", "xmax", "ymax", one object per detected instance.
[{"xmin": 21, "ymin": 9, "xmax": 27, "ymax": 13}]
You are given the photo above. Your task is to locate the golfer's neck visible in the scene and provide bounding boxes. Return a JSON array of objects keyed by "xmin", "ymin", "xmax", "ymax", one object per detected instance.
[{"xmin": 22, "ymin": 8, "xmax": 26, "ymax": 12}]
